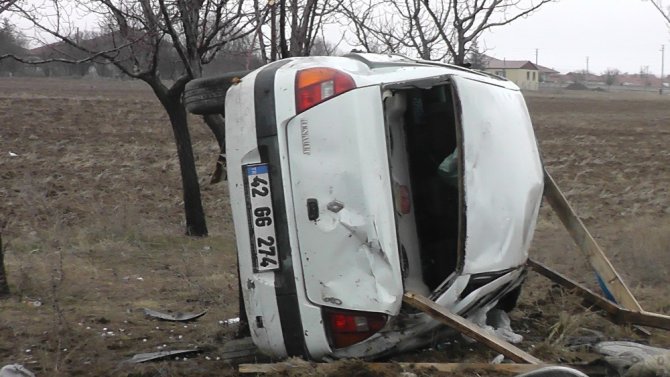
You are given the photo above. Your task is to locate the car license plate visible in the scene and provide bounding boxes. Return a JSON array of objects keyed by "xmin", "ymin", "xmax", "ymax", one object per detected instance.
[{"xmin": 245, "ymin": 164, "xmax": 280, "ymax": 272}]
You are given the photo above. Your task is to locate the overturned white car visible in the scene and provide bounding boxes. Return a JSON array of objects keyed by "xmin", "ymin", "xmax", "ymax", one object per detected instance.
[{"xmin": 185, "ymin": 53, "xmax": 544, "ymax": 360}]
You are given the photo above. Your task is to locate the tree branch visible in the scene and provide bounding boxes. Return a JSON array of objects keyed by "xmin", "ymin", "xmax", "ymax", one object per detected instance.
[{"xmin": 649, "ymin": 0, "xmax": 670, "ymax": 24}]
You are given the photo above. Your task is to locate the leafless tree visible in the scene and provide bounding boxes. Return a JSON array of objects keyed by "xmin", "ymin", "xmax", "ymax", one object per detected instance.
[
  {"xmin": 256, "ymin": 0, "xmax": 338, "ymax": 61},
  {"xmin": 339, "ymin": 0, "xmax": 450, "ymax": 60},
  {"xmin": 0, "ymin": 0, "xmax": 17, "ymax": 15},
  {"xmin": 341, "ymin": 0, "xmax": 554, "ymax": 64},
  {"xmin": 604, "ymin": 68, "xmax": 620, "ymax": 86},
  {"xmin": 640, "ymin": 65, "xmax": 652, "ymax": 86},
  {"xmin": 1, "ymin": 1, "xmax": 255, "ymax": 236},
  {"xmin": 647, "ymin": 0, "xmax": 670, "ymax": 24}
]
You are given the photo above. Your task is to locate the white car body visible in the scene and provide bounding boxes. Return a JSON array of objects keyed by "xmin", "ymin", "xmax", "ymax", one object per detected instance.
[{"xmin": 223, "ymin": 53, "xmax": 544, "ymax": 360}]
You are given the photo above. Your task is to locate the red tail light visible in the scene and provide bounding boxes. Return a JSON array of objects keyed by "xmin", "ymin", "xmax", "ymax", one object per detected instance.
[
  {"xmin": 295, "ymin": 68, "xmax": 356, "ymax": 113},
  {"xmin": 323, "ymin": 309, "xmax": 387, "ymax": 349},
  {"xmin": 394, "ymin": 182, "xmax": 411, "ymax": 215}
]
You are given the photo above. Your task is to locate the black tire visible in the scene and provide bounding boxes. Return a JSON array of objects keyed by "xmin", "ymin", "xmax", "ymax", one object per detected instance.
[{"xmin": 183, "ymin": 70, "xmax": 250, "ymax": 115}]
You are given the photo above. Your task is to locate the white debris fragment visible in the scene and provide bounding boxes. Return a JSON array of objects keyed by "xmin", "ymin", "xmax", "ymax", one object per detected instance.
[
  {"xmin": 491, "ymin": 354, "xmax": 505, "ymax": 364},
  {"xmin": 221, "ymin": 317, "xmax": 240, "ymax": 326},
  {"xmin": 487, "ymin": 309, "xmax": 523, "ymax": 344},
  {"xmin": 0, "ymin": 364, "xmax": 35, "ymax": 377},
  {"xmin": 8, "ymin": 152, "xmax": 18, "ymax": 157},
  {"xmin": 464, "ymin": 307, "xmax": 523, "ymax": 344},
  {"xmin": 143, "ymin": 308, "xmax": 207, "ymax": 322}
]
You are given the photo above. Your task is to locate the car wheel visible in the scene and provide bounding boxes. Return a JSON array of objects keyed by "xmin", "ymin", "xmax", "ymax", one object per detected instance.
[
  {"xmin": 184, "ymin": 70, "xmax": 250, "ymax": 115},
  {"xmin": 496, "ymin": 286, "xmax": 522, "ymax": 312}
]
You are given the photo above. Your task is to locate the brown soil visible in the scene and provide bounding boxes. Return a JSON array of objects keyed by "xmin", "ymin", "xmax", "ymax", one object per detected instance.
[{"xmin": 1, "ymin": 78, "xmax": 669, "ymax": 376}]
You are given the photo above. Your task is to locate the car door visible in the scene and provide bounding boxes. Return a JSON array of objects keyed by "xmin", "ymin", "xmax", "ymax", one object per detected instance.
[{"xmin": 451, "ymin": 75, "xmax": 544, "ymax": 275}]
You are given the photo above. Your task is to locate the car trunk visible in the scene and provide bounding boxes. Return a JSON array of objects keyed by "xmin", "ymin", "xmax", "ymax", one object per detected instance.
[
  {"xmin": 285, "ymin": 86, "xmax": 404, "ymax": 316},
  {"xmin": 383, "ymin": 79, "xmax": 463, "ymax": 295},
  {"xmin": 383, "ymin": 73, "xmax": 544, "ymax": 294}
]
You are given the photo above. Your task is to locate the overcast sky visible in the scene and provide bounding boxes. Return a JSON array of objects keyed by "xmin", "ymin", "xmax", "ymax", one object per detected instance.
[
  {"xmin": 481, "ymin": 0, "xmax": 669, "ymax": 75},
  {"xmin": 8, "ymin": 0, "xmax": 669, "ymax": 76}
]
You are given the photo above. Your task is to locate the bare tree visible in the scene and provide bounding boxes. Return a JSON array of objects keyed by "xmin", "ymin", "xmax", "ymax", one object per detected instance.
[
  {"xmin": 0, "ymin": 0, "xmax": 17, "ymax": 15},
  {"xmin": 640, "ymin": 65, "xmax": 652, "ymax": 86},
  {"xmin": 0, "ymin": 18, "xmax": 27, "ymax": 75},
  {"xmin": 341, "ymin": 0, "xmax": 554, "ymax": 65},
  {"xmin": 339, "ymin": 0, "xmax": 450, "ymax": 60},
  {"xmin": 604, "ymin": 68, "xmax": 620, "ymax": 86},
  {"xmin": 257, "ymin": 0, "xmax": 338, "ymax": 61},
  {"xmin": 2, "ymin": 0, "xmax": 255, "ymax": 236},
  {"xmin": 647, "ymin": 0, "xmax": 670, "ymax": 24}
]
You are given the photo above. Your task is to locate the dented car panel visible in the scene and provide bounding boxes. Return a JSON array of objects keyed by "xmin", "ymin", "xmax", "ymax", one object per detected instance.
[
  {"xmin": 219, "ymin": 53, "xmax": 543, "ymax": 360},
  {"xmin": 286, "ymin": 86, "xmax": 404, "ymax": 314},
  {"xmin": 452, "ymin": 76, "xmax": 544, "ymax": 275}
]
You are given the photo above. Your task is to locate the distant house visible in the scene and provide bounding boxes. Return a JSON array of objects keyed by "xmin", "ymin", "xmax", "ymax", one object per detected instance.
[
  {"xmin": 536, "ymin": 64, "xmax": 559, "ymax": 83},
  {"xmin": 483, "ymin": 56, "xmax": 540, "ymax": 90}
]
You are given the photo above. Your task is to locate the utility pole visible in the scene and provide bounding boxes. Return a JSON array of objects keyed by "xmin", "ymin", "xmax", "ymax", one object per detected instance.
[
  {"xmin": 535, "ymin": 48, "xmax": 538, "ymax": 66},
  {"xmin": 586, "ymin": 56, "xmax": 589, "ymax": 75},
  {"xmin": 661, "ymin": 44, "xmax": 665, "ymax": 95}
]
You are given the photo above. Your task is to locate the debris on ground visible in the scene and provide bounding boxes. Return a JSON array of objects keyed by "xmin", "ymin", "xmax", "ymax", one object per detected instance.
[
  {"xmin": 142, "ymin": 308, "xmax": 207, "ymax": 322},
  {"xmin": 594, "ymin": 341, "xmax": 670, "ymax": 376},
  {"xmin": 465, "ymin": 307, "xmax": 524, "ymax": 344},
  {"xmin": 126, "ymin": 349, "xmax": 201, "ymax": 363},
  {"xmin": 219, "ymin": 317, "xmax": 240, "ymax": 326},
  {"xmin": 0, "ymin": 364, "xmax": 35, "ymax": 377}
]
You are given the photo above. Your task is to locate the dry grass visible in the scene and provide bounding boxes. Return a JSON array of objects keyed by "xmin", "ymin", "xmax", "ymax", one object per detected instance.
[{"xmin": 0, "ymin": 78, "xmax": 669, "ymax": 375}]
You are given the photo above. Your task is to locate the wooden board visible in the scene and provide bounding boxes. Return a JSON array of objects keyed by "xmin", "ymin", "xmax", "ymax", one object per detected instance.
[
  {"xmin": 529, "ymin": 259, "xmax": 670, "ymax": 331},
  {"xmin": 402, "ymin": 292, "xmax": 542, "ymax": 364},
  {"xmin": 543, "ymin": 168, "xmax": 642, "ymax": 312}
]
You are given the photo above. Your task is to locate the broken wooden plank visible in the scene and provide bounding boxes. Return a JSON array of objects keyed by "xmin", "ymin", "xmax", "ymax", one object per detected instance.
[
  {"xmin": 622, "ymin": 310, "xmax": 670, "ymax": 331},
  {"xmin": 402, "ymin": 292, "xmax": 542, "ymax": 364},
  {"xmin": 543, "ymin": 168, "xmax": 642, "ymax": 312},
  {"xmin": 528, "ymin": 259, "xmax": 622, "ymax": 317},
  {"xmin": 528, "ymin": 259, "xmax": 670, "ymax": 331},
  {"xmin": 239, "ymin": 362, "xmax": 547, "ymax": 375}
]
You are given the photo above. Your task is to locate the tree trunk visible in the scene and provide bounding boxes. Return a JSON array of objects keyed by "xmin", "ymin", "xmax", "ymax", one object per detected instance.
[
  {"xmin": 0, "ymin": 233, "xmax": 10, "ymax": 297},
  {"xmin": 161, "ymin": 95, "xmax": 208, "ymax": 236}
]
